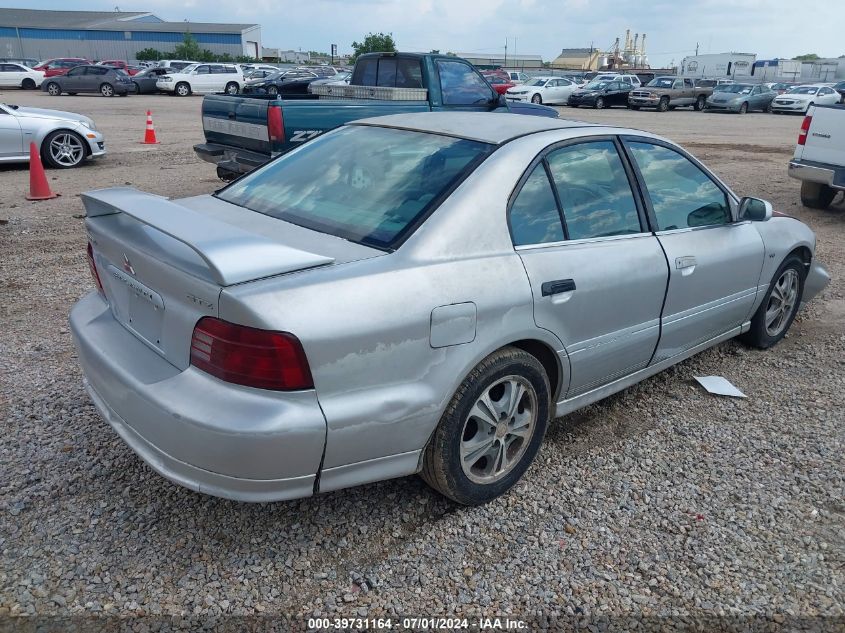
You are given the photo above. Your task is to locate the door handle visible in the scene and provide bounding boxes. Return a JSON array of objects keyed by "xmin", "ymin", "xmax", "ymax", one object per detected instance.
[
  {"xmin": 541, "ymin": 279, "xmax": 576, "ymax": 296},
  {"xmin": 675, "ymin": 256, "xmax": 697, "ymax": 276}
]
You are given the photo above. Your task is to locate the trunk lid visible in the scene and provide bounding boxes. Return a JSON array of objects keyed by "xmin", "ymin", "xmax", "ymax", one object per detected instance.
[{"xmin": 83, "ymin": 187, "xmax": 380, "ymax": 369}]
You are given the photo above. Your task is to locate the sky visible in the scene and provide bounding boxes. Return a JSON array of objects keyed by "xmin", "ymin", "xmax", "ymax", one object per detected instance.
[{"xmin": 17, "ymin": 0, "xmax": 845, "ymax": 67}]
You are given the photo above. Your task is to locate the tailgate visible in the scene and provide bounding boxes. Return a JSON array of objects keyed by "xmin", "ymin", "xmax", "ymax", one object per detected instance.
[
  {"xmin": 82, "ymin": 187, "xmax": 336, "ymax": 370},
  {"xmin": 202, "ymin": 94, "xmax": 270, "ymax": 154},
  {"xmin": 796, "ymin": 105, "xmax": 845, "ymax": 167}
]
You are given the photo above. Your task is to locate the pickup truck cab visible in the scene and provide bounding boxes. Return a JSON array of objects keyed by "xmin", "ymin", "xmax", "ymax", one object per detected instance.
[
  {"xmin": 194, "ymin": 52, "xmax": 558, "ymax": 180},
  {"xmin": 628, "ymin": 76, "xmax": 712, "ymax": 112},
  {"xmin": 789, "ymin": 104, "xmax": 845, "ymax": 209}
]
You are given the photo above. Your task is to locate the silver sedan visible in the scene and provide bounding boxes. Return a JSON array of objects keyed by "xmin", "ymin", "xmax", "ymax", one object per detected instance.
[
  {"xmin": 70, "ymin": 112, "xmax": 829, "ymax": 505},
  {"xmin": 0, "ymin": 102, "xmax": 105, "ymax": 168}
]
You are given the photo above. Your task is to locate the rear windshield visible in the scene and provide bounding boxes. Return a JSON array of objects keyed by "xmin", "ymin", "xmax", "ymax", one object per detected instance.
[{"xmin": 217, "ymin": 125, "xmax": 493, "ymax": 249}]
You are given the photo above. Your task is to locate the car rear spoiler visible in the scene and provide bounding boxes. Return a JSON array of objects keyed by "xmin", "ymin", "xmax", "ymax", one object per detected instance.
[{"xmin": 81, "ymin": 187, "xmax": 334, "ymax": 286}]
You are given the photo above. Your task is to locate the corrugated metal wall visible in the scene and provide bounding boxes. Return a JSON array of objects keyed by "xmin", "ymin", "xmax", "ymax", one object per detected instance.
[{"xmin": 0, "ymin": 27, "xmax": 247, "ymax": 62}]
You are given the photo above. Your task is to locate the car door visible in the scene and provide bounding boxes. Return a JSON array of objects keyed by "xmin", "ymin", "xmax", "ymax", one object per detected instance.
[
  {"xmin": 61, "ymin": 65, "xmax": 86, "ymax": 91},
  {"xmin": 191, "ymin": 65, "xmax": 211, "ymax": 91},
  {"xmin": 434, "ymin": 58, "xmax": 499, "ymax": 111},
  {"xmin": 0, "ymin": 106, "xmax": 23, "ymax": 157},
  {"xmin": 511, "ymin": 137, "xmax": 668, "ymax": 397},
  {"xmin": 623, "ymin": 137, "xmax": 765, "ymax": 362},
  {"xmin": 818, "ymin": 87, "xmax": 838, "ymax": 105},
  {"xmin": 558, "ymin": 78, "xmax": 575, "ymax": 102},
  {"xmin": 611, "ymin": 82, "xmax": 629, "ymax": 106},
  {"xmin": 0, "ymin": 64, "xmax": 13, "ymax": 87}
]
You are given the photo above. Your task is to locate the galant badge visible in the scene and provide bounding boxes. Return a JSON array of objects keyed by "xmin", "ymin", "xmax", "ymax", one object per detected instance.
[{"xmin": 122, "ymin": 253, "xmax": 135, "ymax": 276}]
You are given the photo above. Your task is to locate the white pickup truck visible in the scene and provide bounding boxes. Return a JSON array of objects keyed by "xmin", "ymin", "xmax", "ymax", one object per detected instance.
[{"xmin": 789, "ymin": 104, "xmax": 845, "ymax": 209}]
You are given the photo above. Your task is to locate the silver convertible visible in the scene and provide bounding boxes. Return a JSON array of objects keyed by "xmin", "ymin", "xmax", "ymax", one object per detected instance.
[
  {"xmin": 70, "ymin": 113, "xmax": 829, "ymax": 505},
  {"xmin": 0, "ymin": 102, "xmax": 105, "ymax": 168}
]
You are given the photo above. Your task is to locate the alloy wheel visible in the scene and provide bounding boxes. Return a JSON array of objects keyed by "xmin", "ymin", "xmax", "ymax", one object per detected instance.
[
  {"xmin": 48, "ymin": 133, "xmax": 84, "ymax": 167},
  {"xmin": 765, "ymin": 269, "xmax": 800, "ymax": 337},
  {"xmin": 47, "ymin": 83, "xmax": 60, "ymax": 96},
  {"xmin": 459, "ymin": 375, "xmax": 537, "ymax": 484},
  {"xmin": 100, "ymin": 83, "xmax": 114, "ymax": 97}
]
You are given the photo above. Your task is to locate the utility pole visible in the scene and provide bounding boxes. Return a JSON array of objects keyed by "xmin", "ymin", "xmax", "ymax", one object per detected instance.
[
  {"xmin": 695, "ymin": 42, "xmax": 699, "ymax": 56},
  {"xmin": 504, "ymin": 39, "xmax": 507, "ymax": 68}
]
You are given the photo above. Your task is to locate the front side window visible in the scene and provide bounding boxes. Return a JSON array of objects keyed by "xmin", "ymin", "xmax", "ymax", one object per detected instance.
[
  {"xmin": 437, "ymin": 60, "xmax": 493, "ymax": 105},
  {"xmin": 546, "ymin": 141, "xmax": 641, "ymax": 240},
  {"xmin": 66, "ymin": 66, "xmax": 85, "ymax": 76},
  {"xmin": 217, "ymin": 126, "xmax": 493, "ymax": 249},
  {"xmin": 627, "ymin": 142, "xmax": 730, "ymax": 231},
  {"xmin": 509, "ymin": 164, "xmax": 564, "ymax": 246},
  {"xmin": 195, "ymin": 65, "xmax": 210, "ymax": 74}
]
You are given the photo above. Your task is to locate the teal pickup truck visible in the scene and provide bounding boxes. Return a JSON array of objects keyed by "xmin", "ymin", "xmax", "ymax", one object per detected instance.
[{"xmin": 194, "ymin": 52, "xmax": 558, "ymax": 180}]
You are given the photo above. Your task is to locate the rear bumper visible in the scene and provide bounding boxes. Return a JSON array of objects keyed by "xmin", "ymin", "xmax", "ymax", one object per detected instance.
[
  {"xmin": 193, "ymin": 142, "xmax": 269, "ymax": 175},
  {"xmin": 69, "ymin": 291, "xmax": 326, "ymax": 502},
  {"xmin": 788, "ymin": 159, "xmax": 845, "ymax": 191}
]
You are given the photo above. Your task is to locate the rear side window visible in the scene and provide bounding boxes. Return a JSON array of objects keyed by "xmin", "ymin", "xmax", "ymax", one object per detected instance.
[
  {"xmin": 546, "ymin": 141, "xmax": 641, "ymax": 239},
  {"xmin": 437, "ymin": 60, "xmax": 493, "ymax": 105},
  {"xmin": 509, "ymin": 165, "xmax": 564, "ymax": 246},
  {"xmin": 217, "ymin": 126, "xmax": 493, "ymax": 249},
  {"xmin": 627, "ymin": 142, "xmax": 730, "ymax": 231},
  {"xmin": 354, "ymin": 57, "xmax": 423, "ymax": 88}
]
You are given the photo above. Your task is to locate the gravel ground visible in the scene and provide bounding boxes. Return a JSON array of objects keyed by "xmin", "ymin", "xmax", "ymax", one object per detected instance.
[{"xmin": 0, "ymin": 92, "xmax": 843, "ymax": 628}]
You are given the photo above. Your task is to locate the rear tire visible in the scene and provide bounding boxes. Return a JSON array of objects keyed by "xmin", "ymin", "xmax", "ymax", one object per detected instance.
[
  {"xmin": 133, "ymin": 82, "xmax": 141, "ymax": 94},
  {"xmin": 421, "ymin": 347, "xmax": 550, "ymax": 505},
  {"xmin": 99, "ymin": 82, "xmax": 114, "ymax": 97},
  {"xmin": 21, "ymin": 78, "xmax": 36, "ymax": 90},
  {"xmin": 657, "ymin": 96, "xmax": 669, "ymax": 112},
  {"xmin": 741, "ymin": 256, "xmax": 805, "ymax": 349},
  {"xmin": 800, "ymin": 181, "xmax": 837, "ymax": 209}
]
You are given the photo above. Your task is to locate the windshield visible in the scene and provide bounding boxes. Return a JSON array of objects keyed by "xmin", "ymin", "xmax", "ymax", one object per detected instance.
[
  {"xmin": 217, "ymin": 126, "xmax": 493, "ymax": 249},
  {"xmin": 647, "ymin": 78, "xmax": 674, "ymax": 88},
  {"xmin": 584, "ymin": 81, "xmax": 610, "ymax": 90},
  {"xmin": 787, "ymin": 86, "xmax": 818, "ymax": 95},
  {"xmin": 527, "ymin": 78, "xmax": 548, "ymax": 86},
  {"xmin": 720, "ymin": 84, "xmax": 753, "ymax": 94}
]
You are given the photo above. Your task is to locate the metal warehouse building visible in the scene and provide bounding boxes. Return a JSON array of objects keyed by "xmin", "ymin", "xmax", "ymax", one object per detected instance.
[{"xmin": 0, "ymin": 8, "xmax": 261, "ymax": 62}]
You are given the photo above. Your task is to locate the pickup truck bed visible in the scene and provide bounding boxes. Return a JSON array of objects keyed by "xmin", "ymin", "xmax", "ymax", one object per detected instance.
[{"xmin": 788, "ymin": 104, "xmax": 845, "ymax": 209}]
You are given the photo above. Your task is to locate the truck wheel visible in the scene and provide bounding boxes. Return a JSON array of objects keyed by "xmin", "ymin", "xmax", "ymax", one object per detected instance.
[
  {"xmin": 531, "ymin": 93, "xmax": 542, "ymax": 104},
  {"xmin": 694, "ymin": 95, "xmax": 706, "ymax": 111},
  {"xmin": 800, "ymin": 182, "xmax": 836, "ymax": 210},
  {"xmin": 657, "ymin": 96, "xmax": 669, "ymax": 112},
  {"xmin": 738, "ymin": 102, "xmax": 748, "ymax": 114},
  {"xmin": 421, "ymin": 347, "xmax": 550, "ymax": 505},
  {"xmin": 175, "ymin": 82, "xmax": 191, "ymax": 97}
]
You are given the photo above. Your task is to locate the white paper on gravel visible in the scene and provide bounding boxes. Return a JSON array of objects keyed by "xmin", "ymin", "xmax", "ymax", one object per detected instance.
[{"xmin": 694, "ymin": 376, "xmax": 747, "ymax": 398}]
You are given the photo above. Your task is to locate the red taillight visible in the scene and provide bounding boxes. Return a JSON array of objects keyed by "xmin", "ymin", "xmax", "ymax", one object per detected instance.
[
  {"xmin": 267, "ymin": 104, "xmax": 285, "ymax": 146},
  {"xmin": 798, "ymin": 115, "xmax": 812, "ymax": 145},
  {"xmin": 190, "ymin": 317, "xmax": 313, "ymax": 391},
  {"xmin": 87, "ymin": 242, "xmax": 104, "ymax": 294}
]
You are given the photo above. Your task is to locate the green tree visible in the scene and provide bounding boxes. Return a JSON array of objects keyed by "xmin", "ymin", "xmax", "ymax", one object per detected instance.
[
  {"xmin": 136, "ymin": 48, "xmax": 165, "ymax": 61},
  {"xmin": 792, "ymin": 53, "xmax": 820, "ymax": 61},
  {"xmin": 174, "ymin": 32, "xmax": 202, "ymax": 60},
  {"xmin": 350, "ymin": 32, "xmax": 396, "ymax": 63}
]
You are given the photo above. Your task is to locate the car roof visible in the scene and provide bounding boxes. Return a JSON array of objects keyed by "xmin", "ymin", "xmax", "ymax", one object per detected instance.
[{"xmin": 349, "ymin": 112, "xmax": 599, "ymax": 145}]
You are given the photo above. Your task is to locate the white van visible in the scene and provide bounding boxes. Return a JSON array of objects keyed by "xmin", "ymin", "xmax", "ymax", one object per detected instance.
[
  {"xmin": 593, "ymin": 73, "xmax": 642, "ymax": 87},
  {"xmin": 156, "ymin": 63, "xmax": 244, "ymax": 96}
]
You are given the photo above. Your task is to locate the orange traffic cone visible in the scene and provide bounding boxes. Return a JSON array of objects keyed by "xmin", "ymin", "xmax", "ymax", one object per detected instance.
[
  {"xmin": 26, "ymin": 142, "xmax": 59, "ymax": 201},
  {"xmin": 141, "ymin": 110, "xmax": 160, "ymax": 144}
]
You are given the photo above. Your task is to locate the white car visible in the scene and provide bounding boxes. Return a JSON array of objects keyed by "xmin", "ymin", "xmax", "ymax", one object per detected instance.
[
  {"xmin": 593, "ymin": 73, "xmax": 642, "ymax": 87},
  {"xmin": 505, "ymin": 76, "xmax": 577, "ymax": 104},
  {"xmin": 771, "ymin": 84, "xmax": 841, "ymax": 114},
  {"xmin": 156, "ymin": 63, "xmax": 244, "ymax": 97},
  {"xmin": 0, "ymin": 63, "xmax": 45, "ymax": 89}
]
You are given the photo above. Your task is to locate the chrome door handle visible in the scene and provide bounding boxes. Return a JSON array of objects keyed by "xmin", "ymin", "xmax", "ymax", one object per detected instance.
[{"xmin": 676, "ymin": 256, "xmax": 697, "ymax": 276}]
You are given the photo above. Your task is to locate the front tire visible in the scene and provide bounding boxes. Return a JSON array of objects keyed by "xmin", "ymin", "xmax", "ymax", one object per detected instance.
[
  {"xmin": 742, "ymin": 256, "xmax": 805, "ymax": 349},
  {"xmin": 132, "ymin": 82, "xmax": 141, "ymax": 94},
  {"xmin": 657, "ymin": 96, "xmax": 670, "ymax": 112},
  {"xmin": 739, "ymin": 102, "xmax": 748, "ymax": 114},
  {"xmin": 594, "ymin": 96, "xmax": 605, "ymax": 109},
  {"xmin": 225, "ymin": 81, "xmax": 239, "ymax": 95},
  {"xmin": 46, "ymin": 82, "xmax": 61, "ymax": 96},
  {"xmin": 628, "ymin": 105, "xmax": 640, "ymax": 110},
  {"xmin": 175, "ymin": 82, "xmax": 191, "ymax": 97},
  {"xmin": 531, "ymin": 93, "xmax": 542, "ymax": 104},
  {"xmin": 800, "ymin": 181, "xmax": 837, "ymax": 209},
  {"xmin": 41, "ymin": 130, "xmax": 87, "ymax": 169},
  {"xmin": 267, "ymin": 85, "xmax": 278, "ymax": 96},
  {"xmin": 694, "ymin": 95, "xmax": 706, "ymax": 111},
  {"xmin": 421, "ymin": 347, "xmax": 550, "ymax": 505}
]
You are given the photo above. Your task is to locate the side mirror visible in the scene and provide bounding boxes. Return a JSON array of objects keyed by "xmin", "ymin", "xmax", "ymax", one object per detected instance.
[{"xmin": 738, "ymin": 197, "xmax": 772, "ymax": 222}]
